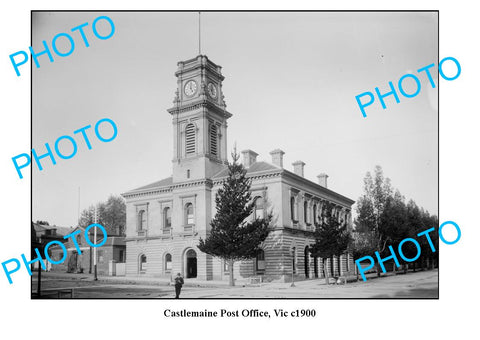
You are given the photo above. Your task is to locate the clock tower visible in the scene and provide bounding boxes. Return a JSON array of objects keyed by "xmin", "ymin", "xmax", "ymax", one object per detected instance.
[{"xmin": 168, "ymin": 55, "xmax": 232, "ymax": 183}]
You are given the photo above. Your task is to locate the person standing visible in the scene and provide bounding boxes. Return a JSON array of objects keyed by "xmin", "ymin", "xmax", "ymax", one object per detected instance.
[{"xmin": 174, "ymin": 272, "xmax": 184, "ymax": 298}]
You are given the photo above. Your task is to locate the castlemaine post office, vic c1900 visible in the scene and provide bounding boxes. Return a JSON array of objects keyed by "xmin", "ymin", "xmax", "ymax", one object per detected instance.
[{"xmin": 121, "ymin": 54, "xmax": 355, "ymax": 283}]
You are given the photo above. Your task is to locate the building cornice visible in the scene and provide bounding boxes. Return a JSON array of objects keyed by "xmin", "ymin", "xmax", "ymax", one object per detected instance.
[
  {"xmin": 272, "ymin": 226, "xmax": 316, "ymax": 238},
  {"xmin": 168, "ymin": 100, "xmax": 232, "ymax": 119},
  {"xmin": 211, "ymin": 170, "xmax": 282, "ymax": 186},
  {"xmin": 121, "ymin": 187, "xmax": 172, "ymax": 199},
  {"xmin": 125, "ymin": 233, "xmax": 200, "ymax": 242},
  {"xmin": 281, "ymin": 170, "xmax": 355, "ymax": 206},
  {"xmin": 122, "ymin": 179, "xmax": 214, "ymax": 199}
]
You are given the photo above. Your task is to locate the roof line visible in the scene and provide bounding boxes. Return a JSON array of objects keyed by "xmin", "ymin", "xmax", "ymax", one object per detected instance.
[{"xmin": 281, "ymin": 169, "xmax": 355, "ymax": 204}]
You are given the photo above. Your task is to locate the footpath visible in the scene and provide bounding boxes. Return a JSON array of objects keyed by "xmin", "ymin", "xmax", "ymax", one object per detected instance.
[{"xmin": 34, "ymin": 270, "xmax": 398, "ymax": 288}]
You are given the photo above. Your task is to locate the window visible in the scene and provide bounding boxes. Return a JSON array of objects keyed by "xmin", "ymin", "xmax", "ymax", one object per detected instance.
[
  {"xmin": 210, "ymin": 124, "xmax": 218, "ymax": 157},
  {"xmin": 290, "ymin": 196, "xmax": 297, "ymax": 222},
  {"xmin": 313, "ymin": 204, "xmax": 317, "ymax": 225},
  {"xmin": 140, "ymin": 255, "xmax": 147, "ymax": 273},
  {"xmin": 137, "ymin": 210, "xmax": 146, "ymax": 230},
  {"xmin": 185, "ymin": 203, "xmax": 194, "ymax": 225},
  {"xmin": 223, "ymin": 260, "xmax": 230, "ymax": 274},
  {"xmin": 304, "ymin": 201, "xmax": 308, "ymax": 223},
  {"xmin": 187, "ymin": 169, "xmax": 190, "ymax": 178},
  {"xmin": 185, "ymin": 123, "xmax": 196, "ymax": 155},
  {"xmin": 119, "ymin": 250, "xmax": 125, "ymax": 262},
  {"xmin": 165, "ymin": 253, "xmax": 172, "ymax": 272},
  {"xmin": 164, "ymin": 207, "xmax": 171, "ymax": 229},
  {"xmin": 254, "ymin": 197, "xmax": 264, "ymax": 219},
  {"xmin": 256, "ymin": 249, "xmax": 265, "ymax": 273}
]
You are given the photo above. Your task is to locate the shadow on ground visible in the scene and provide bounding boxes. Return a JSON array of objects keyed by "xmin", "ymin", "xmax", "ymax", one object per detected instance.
[{"xmin": 371, "ymin": 288, "xmax": 438, "ymax": 298}]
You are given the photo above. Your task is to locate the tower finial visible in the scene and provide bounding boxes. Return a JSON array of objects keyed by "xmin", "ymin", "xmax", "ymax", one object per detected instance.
[{"xmin": 198, "ymin": 11, "xmax": 201, "ymax": 55}]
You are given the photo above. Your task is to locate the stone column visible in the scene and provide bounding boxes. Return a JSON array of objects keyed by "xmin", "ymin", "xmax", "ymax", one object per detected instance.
[
  {"xmin": 340, "ymin": 254, "xmax": 347, "ymax": 275},
  {"xmin": 333, "ymin": 256, "xmax": 340, "ymax": 276}
]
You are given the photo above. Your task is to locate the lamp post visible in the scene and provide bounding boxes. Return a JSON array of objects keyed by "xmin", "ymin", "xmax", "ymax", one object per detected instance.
[
  {"xmin": 291, "ymin": 248, "xmax": 296, "ymax": 287},
  {"xmin": 94, "ymin": 205, "xmax": 98, "ymax": 281}
]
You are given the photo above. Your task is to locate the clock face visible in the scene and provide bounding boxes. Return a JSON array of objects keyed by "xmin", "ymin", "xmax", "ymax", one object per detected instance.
[
  {"xmin": 184, "ymin": 80, "xmax": 197, "ymax": 97},
  {"xmin": 207, "ymin": 83, "xmax": 217, "ymax": 99}
]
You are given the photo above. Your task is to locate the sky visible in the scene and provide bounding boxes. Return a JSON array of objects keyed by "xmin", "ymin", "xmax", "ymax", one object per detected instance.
[{"xmin": 32, "ymin": 11, "xmax": 438, "ymax": 226}]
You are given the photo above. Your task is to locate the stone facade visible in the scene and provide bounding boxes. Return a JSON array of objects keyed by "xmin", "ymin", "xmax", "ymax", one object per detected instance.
[{"xmin": 121, "ymin": 55, "xmax": 355, "ymax": 282}]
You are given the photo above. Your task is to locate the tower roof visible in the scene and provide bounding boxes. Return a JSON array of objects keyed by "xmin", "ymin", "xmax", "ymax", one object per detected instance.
[{"xmin": 175, "ymin": 55, "xmax": 224, "ymax": 81}]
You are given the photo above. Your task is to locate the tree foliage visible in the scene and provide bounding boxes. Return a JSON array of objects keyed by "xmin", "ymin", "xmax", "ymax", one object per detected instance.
[
  {"xmin": 354, "ymin": 166, "xmax": 392, "ymax": 249},
  {"xmin": 353, "ymin": 166, "xmax": 438, "ymax": 275},
  {"xmin": 309, "ymin": 201, "xmax": 351, "ymax": 283},
  {"xmin": 78, "ymin": 195, "xmax": 126, "ymax": 236},
  {"xmin": 198, "ymin": 150, "xmax": 272, "ymax": 286},
  {"xmin": 35, "ymin": 220, "xmax": 50, "ymax": 226}
]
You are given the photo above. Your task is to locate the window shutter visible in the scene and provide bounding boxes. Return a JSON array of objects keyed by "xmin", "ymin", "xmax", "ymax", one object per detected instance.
[
  {"xmin": 210, "ymin": 124, "xmax": 217, "ymax": 157},
  {"xmin": 185, "ymin": 123, "xmax": 196, "ymax": 155}
]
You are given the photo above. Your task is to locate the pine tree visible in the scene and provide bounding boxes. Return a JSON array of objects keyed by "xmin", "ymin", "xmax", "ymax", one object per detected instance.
[
  {"xmin": 198, "ymin": 150, "xmax": 271, "ymax": 286},
  {"xmin": 309, "ymin": 202, "xmax": 351, "ymax": 284}
]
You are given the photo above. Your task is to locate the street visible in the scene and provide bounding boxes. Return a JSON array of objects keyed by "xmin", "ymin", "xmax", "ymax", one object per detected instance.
[{"xmin": 32, "ymin": 269, "xmax": 438, "ymax": 299}]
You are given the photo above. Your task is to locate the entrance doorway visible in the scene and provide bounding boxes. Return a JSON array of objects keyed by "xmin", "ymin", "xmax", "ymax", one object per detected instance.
[
  {"xmin": 313, "ymin": 256, "xmax": 318, "ymax": 278},
  {"xmin": 186, "ymin": 249, "xmax": 197, "ymax": 278},
  {"xmin": 67, "ymin": 251, "xmax": 77, "ymax": 273}
]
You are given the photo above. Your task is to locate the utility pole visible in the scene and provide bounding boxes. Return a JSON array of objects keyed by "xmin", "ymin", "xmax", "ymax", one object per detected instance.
[
  {"xmin": 37, "ymin": 243, "xmax": 42, "ymax": 296},
  {"xmin": 94, "ymin": 205, "xmax": 98, "ymax": 281},
  {"xmin": 77, "ymin": 187, "xmax": 80, "ymax": 225}
]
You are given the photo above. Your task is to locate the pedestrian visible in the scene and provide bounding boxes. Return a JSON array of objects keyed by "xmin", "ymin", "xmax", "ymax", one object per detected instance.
[{"xmin": 174, "ymin": 272, "xmax": 184, "ymax": 298}]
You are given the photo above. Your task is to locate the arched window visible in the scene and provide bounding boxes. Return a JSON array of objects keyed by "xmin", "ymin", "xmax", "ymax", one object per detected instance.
[
  {"xmin": 140, "ymin": 254, "xmax": 147, "ymax": 273},
  {"xmin": 210, "ymin": 124, "xmax": 218, "ymax": 157},
  {"xmin": 256, "ymin": 249, "xmax": 265, "ymax": 273},
  {"xmin": 137, "ymin": 210, "xmax": 146, "ymax": 230},
  {"xmin": 254, "ymin": 197, "xmax": 264, "ymax": 219},
  {"xmin": 165, "ymin": 253, "xmax": 172, "ymax": 272},
  {"xmin": 185, "ymin": 203, "xmax": 194, "ymax": 225},
  {"xmin": 290, "ymin": 196, "xmax": 297, "ymax": 222},
  {"xmin": 163, "ymin": 207, "xmax": 171, "ymax": 229},
  {"xmin": 185, "ymin": 123, "xmax": 196, "ymax": 155}
]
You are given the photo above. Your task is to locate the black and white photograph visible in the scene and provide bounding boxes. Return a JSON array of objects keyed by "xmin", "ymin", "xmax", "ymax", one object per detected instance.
[
  {"xmin": 29, "ymin": 11, "xmax": 440, "ymax": 299},
  {"xmin": 3, "ymin": 1, "xmax": 480, "ymax": 339}
]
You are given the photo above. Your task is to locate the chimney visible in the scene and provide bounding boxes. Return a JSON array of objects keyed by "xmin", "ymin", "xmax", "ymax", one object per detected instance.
[
  {"xmin": 241, "ymin": 149, "xmax": 258, "ymax": 168},
  {"xmin": 317, "ymin": 173, "xmax": 328, "ymax": 188},
  {"xmin": 292, "ymin": 161, "xmax": 305, "ymax": 177},
  {"xmin": 269, "ymin": 149, "xmax": 285, "ymax": 168}
]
